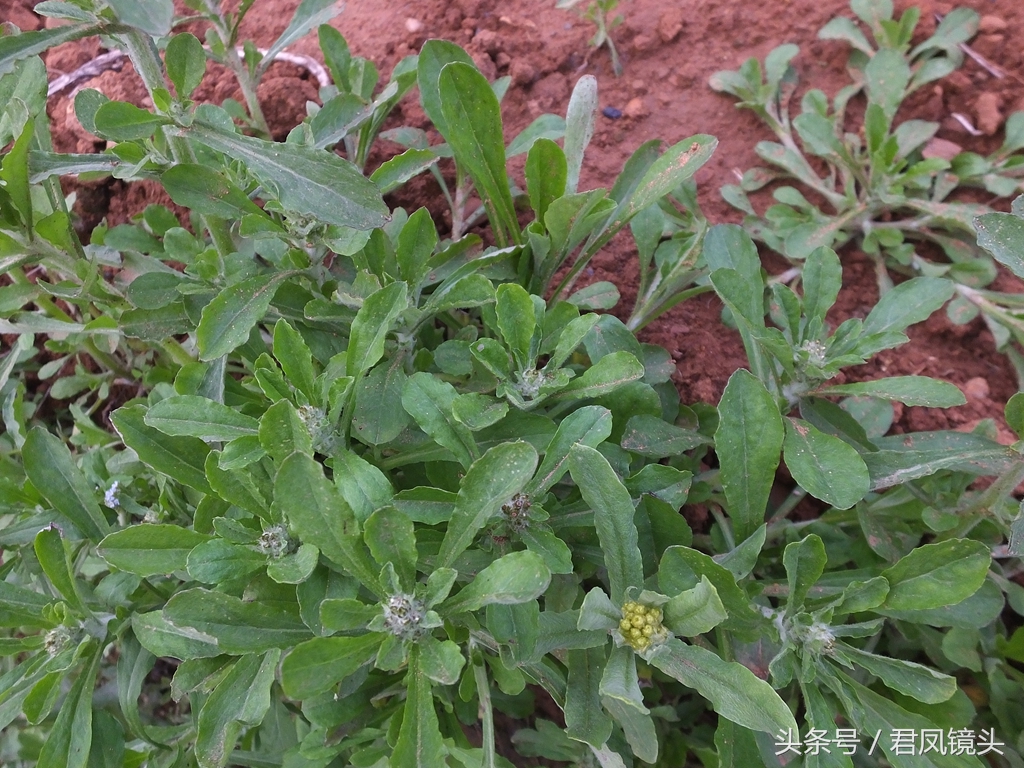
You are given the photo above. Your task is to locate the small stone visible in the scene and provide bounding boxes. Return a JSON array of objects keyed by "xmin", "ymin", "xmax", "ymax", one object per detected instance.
[
  {"xmin": 624, "ymin": 97, "xmax": 647, "ymax": 118},
  {"xmin": 964, "ymin": 377, "xmax": 990, "ymax": 401},
  {"xmin": 922, "ymin": 137, "xmax": 963, "ymax": 161},
  {"xmin": 472, "ymin": 28, "xmax": 500, "ymax": 54},
  {"xmin": 978, "ymin": 15, "xmax": 1007, "ymax": 33},
  {"xmin": 631, "ymin": 33, "xmax": 656, "ymax": 53},
  {"xmin": 657, "ymin": 8, "xmax": 685, "ymax": 43},
  {"xmin": 975, "ymin": 92, "xmax": 1004, "ymax": 136},
  {"xmin": 404, "ymin": 17, "xmax": 424, "ymax": 33},
  {"xmin": 510, "ymin": 59, "xmax": 536, "ymax": 86},
  {"xmin": 495, "ymin": 51, "xmax": 511, "ymax": 69}
]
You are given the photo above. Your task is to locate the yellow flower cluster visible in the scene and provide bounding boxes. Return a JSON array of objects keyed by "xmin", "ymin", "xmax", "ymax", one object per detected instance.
[{"xmin": 618, "ymin": 601, "xmax": 665, "ymax": 652}]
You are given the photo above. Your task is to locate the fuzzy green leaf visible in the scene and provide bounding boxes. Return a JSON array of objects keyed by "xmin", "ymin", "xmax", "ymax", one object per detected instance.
[
  {"xmin": 23, "ymin": 428, "xmax": 110, "ymax": 541},
  {"xmin": 567, "ymin": 444, "xmax": 643, "ymax": 604}
]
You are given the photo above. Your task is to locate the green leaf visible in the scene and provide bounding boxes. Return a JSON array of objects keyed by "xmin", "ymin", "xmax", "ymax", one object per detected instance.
[
  {"xmin": 801, "ymin": 246, "xmax": 842, "ymax": 322},
  {"xmin": 881, "ymin": 539, "xmax": 991, "ymax": 611},
  {"xmin": 266, "ymin": 543, "xmax": 318, "ymax": 584},
  {"xmin": 495, "ymin": 283, "xmax": 536, "ymax": 369},
  {"xmin": 441, "ymin": 550, "xmax": 551, "ymax": 613},
  {"xmin": 93, "ymin": 101, "xmax": 173, "ymax": 141},
  {"xmin": 131, "ymin": 611, "xmax": 220, "ymax": 660},
  {"xmin": 162, "ymin": 164, "xmax": 266, "ymax": 220},
  {"xmin": 567, "ymin": 444, "xmax": 643, "ymax": 604},
  {"xmin": 783, "ymin": 534, "xmax": 826, "ymax": 614},
  {"xmin": 36, "ymin": 644, "xmax": 100, "ymax": 768},
  {"xmin": 603, "ymin": 695, "xmax": 658, "ymax": 764},
  {"xmin": 370, "ymin": 148, "xmax": 438, "ymax": 194},
  {"xmin": 715, "ymin": 370, "xmax": 783, "ymax": 542},
  {"xmin": 275, "ymin": 453, "xmax": 382, "ymax": 596},
  {"xmin": 98, "ymin": 525, "xmax": 210, "ymax": 577},
  {"xmin": 272, "ymin": 319, "xmax": 316, "ymax": 403},
  {"xmin": 392, "ymin": 647, "xmax": 446, "ymax": 768},
  {"xmin": 864, "ymin": 48, "xmax": 910, "ymax": 121},
  {"xmin": 145, "ymin": 395, "xmax": 259, "ymax": 441},
  {"xmin": 197, "ymin": 273, "xmax": 289, "ymax": 361},
  {"xmin": 527, "ymin": 405, "xmax": 612, "ymax": 496},
  {"xmin": 437, "ymin": 441, "xmax": 538, "ymax": 568},
  {"xmin": 663, "ymin": 577, "xmax": 727, "ymax": 637},
  {"xmin": 281, "ymin": 634, "xmax": 383, "ymax": 699},
  {"xmin": 526, "ymin": 138, "xmax": 567, "ymax": 221},
  {"xmin": 861, "ymin": 277, "xmax": 955, "ymax": 336},
  {"xmin": 186, "ymin": 539, "xmax": 265, "ymax": 584},
  {"xmin": 23, "ymin": 428, "xmax": 110, "ymax": 541},
  {"xmin": 565, "ymin": 647, "xmax": 612, "ymax": 748},
  {"xmin": 521, "ymin": 527, "xmax": 573, "ymax": 575},
  {"xmin": 364, "ymin": 507, "xmax": 417, "ymax": 591},
  {"xmin": 34, "ymin": 526, "xmax": 85, "ymax": 614},
  {"xmin": 815, "ymin": 376, "xmax": 966, "ymax": 407},
  {"xmin": 187, "ymin": 122, "xmax": 388, "ymax": 230},
  {"xmin": 105, "ymin": 0, "xmax": 172, "ymax": 36},
  {"xmin": 976, "ymin": 210, "xmax": 1024, "ymax": 279},
  {"xmin": 258, "ymin": 400, "xmax": 313, "ymax": 462},
  {"xmin": 620, "ymin": 414, "xmax": 707, "ymax": 457},
  {"xmin": 402, "ymin": 372, "xmax": 478, "ymax": 469},
  {"xmin": 165, "ymin": 33, "xmax": 206, "ymax": 99},
  {"xmin": 835, "ymin": 643, "xmax": 956, "ymax": 704},
  {"xmin": 563, "ymin": 74, "xmax": 597, "ymax": 194},
  {"xmin": 396, "ymin": 207, "xmax": 438, "ymax": 288},
  {"xmin": 783, "ymin": 418, "xmax": 870, "ymax": 510},
  {"xmin": 0, "ymin": 580, "xmax": 54, "ymax": 628},
  {"xmin": 347, "ymin": 281, "xmax": 408, "ymax": 377},
  {"xmin": 163, "ymin": 589, "xmax": 310, "ymax": 653},
  {"xmin": 550, "ymin": 350, "xmax": 645, "ymax": 402},
  {"xmin": 0, "ymin": 123, "xmax": 32, "ymax": 226},
  {"xmin": 195, "ymin": 651, "xmax": 279, "ymax": 768},
  {"xmin": 600, "ymin": 642, "xmax": 647, "ymax": 711},
  {"xmin": 352, "ymin": 356, "xmax": 410, "ymax": 446},
  {"xmin": 618, "ymin": 135, "xmax": 718, "ymax": 224},
  {"xmin": 419, "ymin": 637, "xmax": 465, "ymax": 685},
  {"xmin": 0, "ymin": 24, "xmax": 100, "ymax": 79},
  {"xmin": 646, "ymin": 638, "xmax": 798, "ymax": 735},
  {"xmin": 111, "ymin": 405, "xmax": 212, "ymax": 494},
  {"xmin": 416, "ymin": 40, "xmax": 475, "ymax": 140},
  {"xmin": 261, "ymin": 0, "xmax": 341, "ymax": 74},
  {"xmin": 438, "ymin": 62, "xmax": 520, "ymax": 246}
]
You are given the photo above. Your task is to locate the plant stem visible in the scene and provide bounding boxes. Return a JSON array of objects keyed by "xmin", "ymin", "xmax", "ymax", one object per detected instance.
[
  {"xmin": 471, "ymin": 647, "xmax": 497, "ymax": 768},
  {"xmin": 119, "ymin": 28, "xmax": 235, "ymax": 257}
]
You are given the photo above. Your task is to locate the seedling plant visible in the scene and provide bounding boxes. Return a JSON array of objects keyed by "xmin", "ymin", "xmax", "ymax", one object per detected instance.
[
  {"xmin": 0, "ymin": 1, "xmax": 1023, "ymax": 767},
  {"xmin": 711, "ymin": 0, "xmax": 1024, "ymax": 358}
]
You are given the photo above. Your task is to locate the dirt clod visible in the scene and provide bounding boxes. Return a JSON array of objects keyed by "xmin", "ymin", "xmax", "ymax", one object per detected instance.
[
  {"xmin": 974, "ymin": 92, "xmax": 1004, "ymax": 135},
  {"xmin": 978, "ymin": 14, "xmax": 1008, "ymax": 33},
  {"xmin": 657, "ymin": 8, "xmax": 685, "ymax": 43}
]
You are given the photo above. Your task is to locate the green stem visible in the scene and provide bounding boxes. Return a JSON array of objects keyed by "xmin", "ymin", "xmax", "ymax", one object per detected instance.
[
  {"xmin": 119, "ymin": 29, "xmax": 235, "ymax": 257},
  {"xmin": 471, "ymin": 649, "xmax": 497, "ymax": 768}
]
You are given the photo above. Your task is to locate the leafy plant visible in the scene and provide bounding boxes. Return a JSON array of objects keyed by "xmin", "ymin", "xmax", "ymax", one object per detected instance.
[
  {"xmin": 710, "ymin": 0, "xmax": 1024, "ymax": 359},
  {"xmin": 556, "ymin": 0, "xmax": 626, "ymax": 76},
  {"xmin": 1, "ymin": 1, "xmax": 1023, "ymax": 767}
]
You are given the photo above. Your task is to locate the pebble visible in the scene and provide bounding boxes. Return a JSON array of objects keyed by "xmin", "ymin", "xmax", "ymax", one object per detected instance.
[
  {"xmin": 602, "ymin": 106, "xmax": 623, "ymax": 119},
  {"xmin": 922, "ymin": 137, "xmax": 964, "ymax": 161},
  {"xmin": 624, "ymin": 97, "xmax": 647, "ymax": 118},
  {"xmin": 405, "ymin": 18, "xmax": 423, "ymax": 33},
  {"xmin": 657, "ymin": 8, "xmax": 685, "ymax": 43},
  {"xmin": 978, "ymin": 15, "xmax": 1008, "ymax": 33},
  {"xmin": 975, "ymin": 92, "xmax": 1004, "ymax": 136},
  {"xmin": 963, "ymin": 377, "xmax": 990, "ymax": 401}
]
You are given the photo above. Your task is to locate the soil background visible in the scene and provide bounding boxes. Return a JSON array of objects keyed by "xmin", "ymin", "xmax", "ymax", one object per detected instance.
[{"xmin": 8, "ymin": 0, "xmax": 1024, "ymax": 433}]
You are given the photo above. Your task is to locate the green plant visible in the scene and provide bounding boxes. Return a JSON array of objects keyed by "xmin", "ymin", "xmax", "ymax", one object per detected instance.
[
  {"xmin": 710, "ymin": 0, "xmax": 1024, "ymax": 359},
  {"xmin": 556, "ymin": 0, "xmax": 626, "ymax": 76},
  {"xmin": 2, "ymin": 2, "xmax": 1024, "ymax": 767}
]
